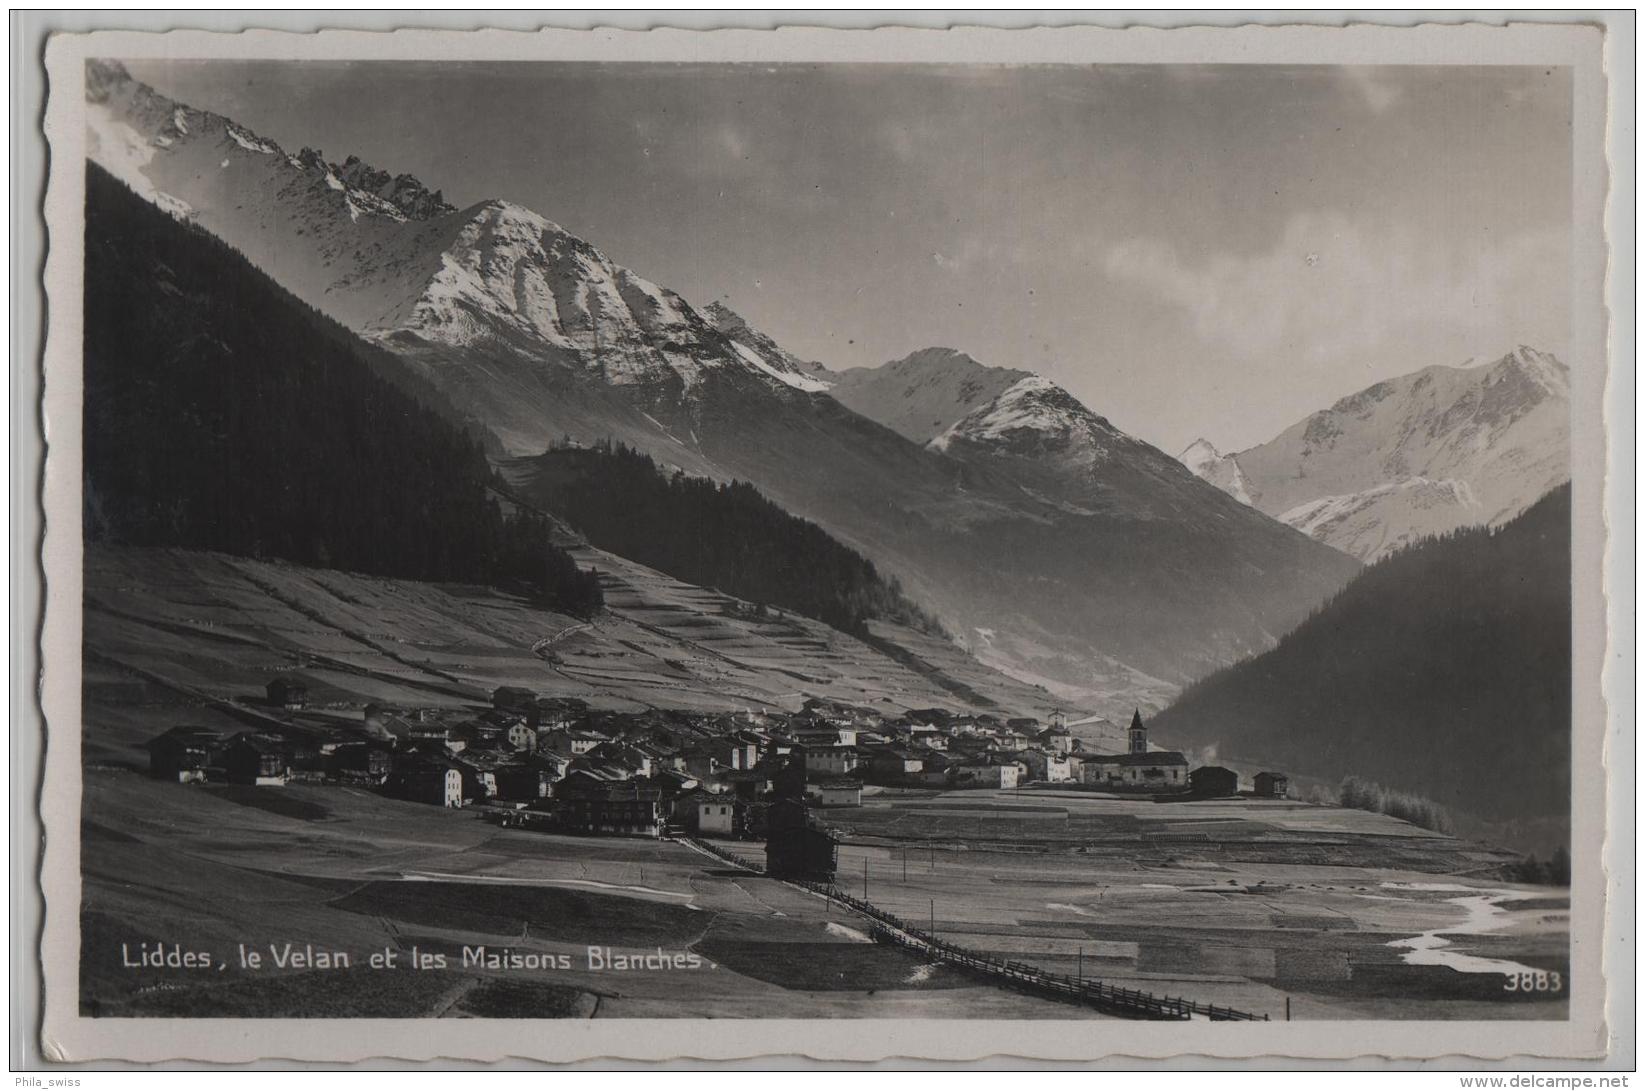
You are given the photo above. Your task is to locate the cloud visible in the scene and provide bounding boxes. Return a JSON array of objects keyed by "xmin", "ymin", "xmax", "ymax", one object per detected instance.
[{"xmin": 1102, "ymin": 211, "xmax": 1569, "ymax": 370}]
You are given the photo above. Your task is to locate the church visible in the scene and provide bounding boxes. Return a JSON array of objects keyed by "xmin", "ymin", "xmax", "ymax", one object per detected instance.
[{"xmin": 1078, "ymin": 709, "xmax": 1190, "ymax": 790}]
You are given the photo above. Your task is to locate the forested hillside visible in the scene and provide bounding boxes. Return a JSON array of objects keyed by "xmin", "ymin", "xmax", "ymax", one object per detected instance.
[
  {"xmin": 83, "ymin": 164, "xmax": 602, "ymax": 616},
  {"xmin": 515, "ymin": 442, "xmax": 945, "ymax": 639},
  {"xmin": 1152, "ymin": 485, "xmax": 1571, "ymax": 853}
]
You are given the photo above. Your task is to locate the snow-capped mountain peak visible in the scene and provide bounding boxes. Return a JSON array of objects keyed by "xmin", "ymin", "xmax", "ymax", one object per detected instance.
[
  {"xmin": 83, "ymin": 62, "xmax": 839, "ymax": 399},
  {"xmin": 1177, "ymin": 438, "xmax": 1253, "ymax": 505},
  {"xmin": 930, "ymin": 374, "xmax": 1127, "ymax": 458},
  {"xmin": 1181, "ymin": 348, "xmax": 1572, "ymax": 561},
  {"xmin": 1179, "ymin": 438, "xmax": 1224, "ymax": 473}
]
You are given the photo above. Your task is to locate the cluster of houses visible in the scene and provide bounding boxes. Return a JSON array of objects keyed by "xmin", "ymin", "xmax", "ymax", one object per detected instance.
[{"xmin": 145, "ymin": 677, "xmax": 1289, "ymax": 841}]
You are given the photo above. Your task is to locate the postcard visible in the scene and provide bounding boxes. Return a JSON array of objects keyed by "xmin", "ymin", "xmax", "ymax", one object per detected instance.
[{"xmin": 30, "ymin": 18, "xmax": 1624, "ymax": 1066}]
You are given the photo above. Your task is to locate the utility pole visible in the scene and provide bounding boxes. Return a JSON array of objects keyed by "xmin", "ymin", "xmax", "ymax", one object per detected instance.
[
  {"xmin": 903, "ymin": 849, "xmax": 907, "ymax": 882},
  {"xmin": 863, "ymin": 855, "xmax": 868, "ymax": 901},
  {"xmin": 1077, "ymin": 945, "xmax": 1083, "ymax": 986}
]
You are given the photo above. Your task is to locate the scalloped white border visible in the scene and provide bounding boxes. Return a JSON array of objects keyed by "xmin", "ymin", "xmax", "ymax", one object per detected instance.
[{"xmin": 31, "ymin": 19, "xmax": 1622, "ymax": 1066}]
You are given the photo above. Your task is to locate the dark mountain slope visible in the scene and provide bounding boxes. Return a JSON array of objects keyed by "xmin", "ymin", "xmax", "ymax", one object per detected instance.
[
  {"xmin": 1152, "ymin": 485, "xmax": 1571, "ymax": 853},
  {"xmin": 82, "ymin": 163, "xmax": 601, "ymax": 615},
  {"xmin": 86, "ymin": 61, "xmax": 1361, "ymax": 711},
  {"xmin": 512, "ymin": 442, "xmax": 945, "ymax": 639}
]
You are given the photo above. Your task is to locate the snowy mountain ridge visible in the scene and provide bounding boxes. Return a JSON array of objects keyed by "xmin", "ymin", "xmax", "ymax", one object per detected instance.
[
  {"xmin": 1178, "ymin": 347, "xmax": 1571, "ymax": 561},
  {"xmin": 83, "ymin": 58, "xmax": 1363, "ymax": 713},
  {"xmin": 1178, "ymin": 439, "xmax": 1254, "ymax": 505},
  {"xmin": 83, "ymin": 58, "xmax": 825, "ymax": 401}
]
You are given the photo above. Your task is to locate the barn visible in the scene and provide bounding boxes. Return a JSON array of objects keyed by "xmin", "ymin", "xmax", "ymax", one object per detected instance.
[
  {"xmin": 1254, "ymin": 771, "xmax": 1290, "ymax": 798},
  {"xmin": 764, "ymin": 799, "xmax": 838, "ymax": 881},
  {"xmin": 1189, "ymin": 765, "xmax": 1240, "ymax": 797}
]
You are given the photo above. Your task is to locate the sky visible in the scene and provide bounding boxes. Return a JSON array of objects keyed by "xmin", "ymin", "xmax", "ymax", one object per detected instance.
[{"xmin": 129, "ymin": 60, "xmax": 1574, "ymax": 454}]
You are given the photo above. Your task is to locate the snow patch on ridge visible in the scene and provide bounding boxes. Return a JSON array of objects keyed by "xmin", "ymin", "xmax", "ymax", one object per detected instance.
[
  {"xmin": 1179, "ymin": 438, "xmax": 1254, "ymax": 505},
  {"xmin": 929, "ymin": 376, "xmax": 1072, "ymax": 451},
  {"xmin": 227, "ymin": 127, "xmax": 277, "ymax": 155},
  {"xmin": 730, "ymin": 340, "xmax": 832, "ymax": 393},
  {"xmin": 86, "ymin": 104, "xmax": 193, "ymax": 222}
]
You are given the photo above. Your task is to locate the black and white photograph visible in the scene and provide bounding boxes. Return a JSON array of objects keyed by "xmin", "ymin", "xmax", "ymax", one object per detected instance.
[{"xmin": 24, "ymin": 17, "xmax": 1627, "ymax": 1069}]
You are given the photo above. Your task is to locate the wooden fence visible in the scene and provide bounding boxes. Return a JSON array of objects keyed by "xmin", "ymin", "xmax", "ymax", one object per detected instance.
[{"xmin": 676, "ymin": 836, "xmax": 1268, "ymax": 1022}]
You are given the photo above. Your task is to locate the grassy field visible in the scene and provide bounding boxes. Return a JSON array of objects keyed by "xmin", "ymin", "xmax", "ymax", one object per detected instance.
[
  {"xmin": 77, "ymin": 543, "xmax": 1566, "ymax": 1020},
  {"xmin": 79, "ymin": 768, "xmax": 1099, "ymax": 1019},
  {"xmin": 763, "ymin": 789, "xmax": 1568, "ymax": 1020},
  {"xmin": 82, "ymin": 545, "xmax": 1058, "ymax": 745},
  {"xmin": 80, "ymin": 765, "xmax": 1566, "ymax": 1020}
]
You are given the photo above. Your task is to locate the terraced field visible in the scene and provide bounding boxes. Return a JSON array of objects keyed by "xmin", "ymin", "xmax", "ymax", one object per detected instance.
[{"xmin": 82, "ymin": 543, "xmax": 1061, "ymax": 768}]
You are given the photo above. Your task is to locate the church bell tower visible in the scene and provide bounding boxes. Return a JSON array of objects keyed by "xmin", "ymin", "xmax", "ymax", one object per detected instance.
[{"xmin": 1128, "ymin": 708, "xmax": 1148, "ymax": 755}]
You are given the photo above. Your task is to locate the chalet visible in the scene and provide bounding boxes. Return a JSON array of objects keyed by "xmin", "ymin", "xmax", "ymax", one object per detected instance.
[
  {"xmin": 917, "ymin": 750, "xmax": 954, "ymax": 787},
  {"xmin": 764, "ymin": 799, "xmax": 838, "ymax": 881},
  {"xmin": 908, "ymin": 725, "xmax": 947, "ymax": 751},
  {"xmin": 763, "ymin": 733, "xmax": 800, "ymax": 758},
  {"xmin": 525, "ymin": 750, "xmax": 571, "ymax": 782},
  {"xmin": 634, "ymin": 741, "xmax": 684, "ymax": 773},
  {"xmin": 1037, "ymin": 725, "xmax": 1074, "ymax": 755},
  {"xmin": 145, "ymin": 726, "xmax": 224, "ymax": 783},
  {"xmin": 388, "ymin": 761, "xmax": 463, "ymax": 808},
  {"xmin": 452, "ymin": 752, "xmax": 506, "ymax": 802},
  {"xmin": 542, "ymin": 728, "xmax": 609, "ymax": 756},
  {"xmin": 587, "ymin": 741, "xmax": 653, "ymax": 778},
  {"xmin": 555, "ymin": 789, "xmax": 664, "ymax": 837},
  {"xmin": 682, "ymin": 738, "xmax": 754, "ymax": 777},
  {"xmin": 491, "ymin": 763, "xmax": 553, "ymax": 802},
  {"xmin": 716, "ymin": 737, "xmax": 760, "ymax": 771},
  {"xmin": 479, "ymin": 707, "xmax": 527, "ymax": 730},
  {"xmin": 1254, "ymin": 771, "xmax": 1290, "ymax": 799},
  {"xmin": 265, "ymin": 676, "xmax": 309, "ymax": 710},
  {"xmin": 682, "ymin": 747, "xmax": 725, "ymax": 780},
  {"xmin": 952, "ymin": 758, "xmax": 1018, "ymax": 790},
  {"xmin": 652, "ymin": 769, "xmax": 701, "ymax": 797},
  {"xmin": 863, "ymin": 746, "xmax": 924, "ymax": 784},
  {"xmin": 224, "ymin": 733, "xmax": 290, "ymax": 786},
  {"xmin": 454, "ymin": 719, "xmax": 508, "ymax": 751},
  {"xmin": 491, "ymin": 686, "xmax": 539, "ymax": 722},
  {"xmin": 505, "ymin": 723, "xmax": 537, "ymax": 752},
  {"xmin": 328, "ymin": 742, "xmax": 392, "ymax": 784},
  {"xmin": 1006, "ymin": 716, "xmax": 1041, "ymax": 733},
  {"xmin": 1189, "ymin": 766, "xmax": 1240, "ymax": 798},
  {"xmin": 808, "ymin": 780, "xmax": 862, "ymax": 808},
  {"xmin": 795, "ymin": 726, "xmax": 857, "ymax": 749},
  {"xmin": 1018, "ymin": 748, "xmax": 1073, "ymax": 784},
  {"xmin": 719, "ymin": 762, "xmax": 775, "ymax": 800},
  {"xmin": 802, "ymin": 744, "xmax": 859, "ymax": 779},
  {"xmin": 695, "ymin": 795, "xmax": 740, "ymax": 836},
  {"xmin": 554, "ymin": 767, "xmax": 631, "ymax": 799},
  {"xmin": 406, "ymin": 722, "xmax": 457, "ymax": 749}
]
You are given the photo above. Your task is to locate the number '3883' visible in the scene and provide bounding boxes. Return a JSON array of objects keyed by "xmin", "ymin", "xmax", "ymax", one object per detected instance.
[{"xmin": 1503, "ymin": 970, "xmax": 1562, "ymax": 992}]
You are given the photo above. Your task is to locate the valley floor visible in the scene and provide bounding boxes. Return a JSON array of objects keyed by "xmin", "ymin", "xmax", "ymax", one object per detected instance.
[
  {"xmin": 76, "ymin": 543, "xmax": 1567, "ymax": 1021},
  {"xmin": 80, "ymin": 770, "xmax": 1566, "ymax": 1021}
]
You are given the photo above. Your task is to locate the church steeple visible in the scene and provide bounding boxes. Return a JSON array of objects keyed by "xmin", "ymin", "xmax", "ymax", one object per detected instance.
[{"xmin": 1128, "ymin": 708, "xmax": 1147, "ymax": 755}]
